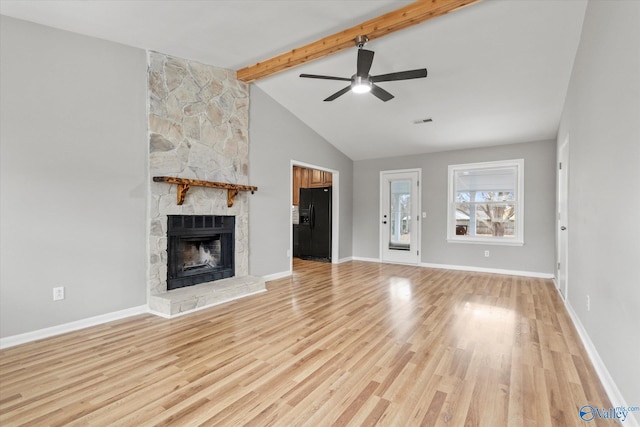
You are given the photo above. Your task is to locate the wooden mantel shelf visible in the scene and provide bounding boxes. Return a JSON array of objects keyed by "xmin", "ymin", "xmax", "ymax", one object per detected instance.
[{"xmin": 153, "ymin": 176, "xmax": 258, "ymax": 207}]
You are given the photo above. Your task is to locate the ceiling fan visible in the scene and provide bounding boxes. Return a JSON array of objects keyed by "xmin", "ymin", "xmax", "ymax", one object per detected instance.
[{"xmin": 299, "ymin": 36, "xmax": 427, "ymax": 102}]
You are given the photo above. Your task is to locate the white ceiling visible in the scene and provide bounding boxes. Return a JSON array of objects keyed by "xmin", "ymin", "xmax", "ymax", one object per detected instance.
[{"xmin": 0, "ymin": 0, "xmax": 588, "ymax": 160}]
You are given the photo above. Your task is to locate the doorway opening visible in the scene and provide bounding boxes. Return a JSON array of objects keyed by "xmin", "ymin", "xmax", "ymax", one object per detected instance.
[{"xmin": 290, "ymin": 161, "xmax": 339, "ymax": 272}]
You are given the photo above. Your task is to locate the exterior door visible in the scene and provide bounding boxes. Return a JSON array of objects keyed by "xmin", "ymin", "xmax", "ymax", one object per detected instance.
[
  {"xmin": 380, "ymin": 169, "xmax": 421, "ymax": 264},
  {"xmin": 557, "ymin": 137, "xmax": 569, "ymax": 299}
]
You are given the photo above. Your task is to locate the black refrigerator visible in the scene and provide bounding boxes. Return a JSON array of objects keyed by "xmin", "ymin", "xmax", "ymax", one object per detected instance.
[{"xmin": 298, "ymin": 186, "xmax": 332, "ymax": 262}]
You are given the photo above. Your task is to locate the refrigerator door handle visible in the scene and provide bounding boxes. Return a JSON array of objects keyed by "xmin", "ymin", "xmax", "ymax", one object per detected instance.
[{"xmin": 309, "ymin": 203, "xmax": 315, "ymax": 229}]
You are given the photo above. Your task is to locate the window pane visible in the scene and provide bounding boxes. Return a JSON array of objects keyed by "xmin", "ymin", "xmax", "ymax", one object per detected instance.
[
  {"xmin": 475, "ymin": 191, "xmax": 515, "ymax": 202},
  {"xmin": 389, "ymin": 179, "xmax": 411, "ymax": 249},
  {"xmin": 455, "ymin": 203, "xmax": 470, "ymax": 235},
  {"xmin": 456, "ymin": 191, "xmax": 471, "ymax": 202},
  {"xmin": 454, "ymin": 202, "xmax": 516, "ymax": 237},
  {"xmin": 476, "ymin": 203, "xmax": 516, "ymax": 237}
]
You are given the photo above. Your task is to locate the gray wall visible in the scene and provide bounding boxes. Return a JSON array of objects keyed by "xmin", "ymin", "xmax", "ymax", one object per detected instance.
[
  {"xmin": 557, "ymin": 0, "xmax": 640, "ymax": 405},
  {"xmin": 353, "ymin": 140, "xmax": 556, "ymax": 274},
  {"xmin": 248, "ymin": 86, "xmax": 353, "ymax": 277},
  {"xmin": 0, "ymin": 16, "xmax": 148, "ymax": 337}
]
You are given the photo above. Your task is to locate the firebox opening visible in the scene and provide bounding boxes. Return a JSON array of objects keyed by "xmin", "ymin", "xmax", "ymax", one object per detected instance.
[
  {"xmin": 167, "ymin": 215, "xmax": 235, "ymax": 291},
  {"xmin": 181, "ymin": 236, "xmax": 220, "ymax": 271}
]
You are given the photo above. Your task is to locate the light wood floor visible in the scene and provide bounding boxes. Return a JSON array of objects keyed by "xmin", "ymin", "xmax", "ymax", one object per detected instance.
[{"xmin": 0, "ymin": 260, "xmax": 616, "ymax": 426}]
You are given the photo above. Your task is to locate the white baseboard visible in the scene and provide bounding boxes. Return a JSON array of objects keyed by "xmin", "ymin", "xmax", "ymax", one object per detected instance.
[
  {"xmin": 420, "ymin": 262, "xmax": 554, "ymax": 279},
  {"xmin": 351, "ymin": 256, "xmax": 381, "ymax": 263},
  {"xmin": 262, "ymin": 270, "xmax": 291, "ymax": 282},
  {"xmin": 349, "ymin": 258, "xmax": 553, "ymax": 279},
  {"xmin": 0, "ymin": 305, "xmax": 149, "ymax": 349},
  {"xmin": 337, "ymin": 256, "xmax": 353, "ymax": 263},
  {"xmin": 563, "ymin": 299, "xmax": 640, "ymax": 427}
]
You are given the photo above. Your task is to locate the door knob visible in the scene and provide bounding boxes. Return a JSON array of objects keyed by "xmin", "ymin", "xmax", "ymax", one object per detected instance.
[{"xmin": 560, "ymin": 226, "xmax": 567, "ymax": 231}]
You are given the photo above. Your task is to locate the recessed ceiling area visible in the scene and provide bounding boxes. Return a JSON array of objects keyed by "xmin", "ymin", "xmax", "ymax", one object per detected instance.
[{"xmin": 0, "ymin": 0, "xmax": 588, "ymax": 160}]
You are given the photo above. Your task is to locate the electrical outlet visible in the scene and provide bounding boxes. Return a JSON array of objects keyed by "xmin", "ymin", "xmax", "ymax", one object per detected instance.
[
  {"xmin": 586, "ymin": 294, "xmax": 590, "ymax": 311},
  {"xmin": 53, "ymin": 286, "xmax": 65, "ymax": 301},
  {"xmin": 484, "ymin": 250, "xmax": 490, "ymax": 257},
  {"xmin": 286, "ymin": 249, "xmax": 291, "ymax": 257}
]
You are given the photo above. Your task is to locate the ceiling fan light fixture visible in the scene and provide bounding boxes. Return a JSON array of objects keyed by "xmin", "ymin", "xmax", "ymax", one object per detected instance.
[
  {"xmin": 351, "ymin": 76, "xmax": 372, "ymax": 94},
  {"xmin": 299, "ymin": 39, "xmax": 426, "ymax": 101}
]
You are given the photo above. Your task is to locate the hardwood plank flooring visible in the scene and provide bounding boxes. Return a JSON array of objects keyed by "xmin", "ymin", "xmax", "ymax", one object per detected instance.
[{"xmin": 0, "ymin": 260, "xmax": 617, "ymax": 426}]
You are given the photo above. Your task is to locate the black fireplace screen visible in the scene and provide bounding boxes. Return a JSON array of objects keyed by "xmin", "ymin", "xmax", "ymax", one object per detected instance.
[{"xmin": 167, "ymin": 215, "xmax": 235, "ymax": 290}]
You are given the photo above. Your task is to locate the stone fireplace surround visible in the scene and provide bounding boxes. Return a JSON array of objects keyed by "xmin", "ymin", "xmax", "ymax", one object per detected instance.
[{"xmin": 147, "ymin": 51, "xmax": 264, "ymax": 317}]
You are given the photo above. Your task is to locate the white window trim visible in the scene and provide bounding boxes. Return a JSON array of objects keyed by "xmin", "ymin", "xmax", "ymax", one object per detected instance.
[{"xmin": 447, "ymin": 159, "xmax": 524, "ymax": 246}]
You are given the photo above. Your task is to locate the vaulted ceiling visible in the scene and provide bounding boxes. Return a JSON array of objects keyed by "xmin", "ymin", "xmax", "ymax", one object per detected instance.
[{"xmin": 0, "ymin": 0, "xmax": 588, "ymax": 160}]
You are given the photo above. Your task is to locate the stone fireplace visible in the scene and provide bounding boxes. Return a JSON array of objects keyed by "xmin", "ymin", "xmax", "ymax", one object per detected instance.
[{"xmin": 146, "ymin": 52, "xmax": 264, "ymax": 317}]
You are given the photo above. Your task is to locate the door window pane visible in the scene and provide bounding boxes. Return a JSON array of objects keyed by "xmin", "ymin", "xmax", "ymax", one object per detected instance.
[{"xmin": 389, "ymin": 179, "xmax": 411, "ymax": 250}]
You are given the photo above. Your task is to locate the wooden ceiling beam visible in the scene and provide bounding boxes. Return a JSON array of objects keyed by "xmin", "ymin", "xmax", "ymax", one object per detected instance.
[{"xmin": 236, "ymin": 0, "xmax": 482, "ymax": 83}]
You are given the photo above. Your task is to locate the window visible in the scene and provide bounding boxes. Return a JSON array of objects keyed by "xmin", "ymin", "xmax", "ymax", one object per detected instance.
[{"xmin": 447, "ymin": 159, "xmax": 524, "ymax": 245}]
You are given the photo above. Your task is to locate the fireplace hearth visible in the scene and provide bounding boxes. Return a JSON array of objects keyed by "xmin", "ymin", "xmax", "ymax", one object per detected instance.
[{"xmin": 167, "ymin": 215, "xmax": 235, "ymax": 290}]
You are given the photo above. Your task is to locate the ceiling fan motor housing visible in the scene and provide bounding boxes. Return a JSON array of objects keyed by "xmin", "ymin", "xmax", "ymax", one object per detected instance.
[{"xmin": 355, "ymin": 35, "xmax": 369, "ymax": 48}]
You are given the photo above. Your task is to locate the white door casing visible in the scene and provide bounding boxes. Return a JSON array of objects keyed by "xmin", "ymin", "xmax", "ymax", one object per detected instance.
[
  {"xmin": 380, "ymin": 169, "xmax": 421, "ymax": 265},
  {"xmin": 557, "ymin": 137, "xmax": 569, "ymax": 299}
]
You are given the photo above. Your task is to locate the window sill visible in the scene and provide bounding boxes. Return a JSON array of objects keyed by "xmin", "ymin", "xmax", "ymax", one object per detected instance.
[{"xmin": 447, "ymin": 237, "xmax": 524, "ymax": 247}]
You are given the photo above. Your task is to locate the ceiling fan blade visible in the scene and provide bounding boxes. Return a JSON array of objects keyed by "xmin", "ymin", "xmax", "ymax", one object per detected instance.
[
  {"xmin": 370, "ymin": 84, "xmax": 394, "ymax": 102},
  {"xmin": 324, "ymin": 86, "xmax": 352, "ymax": 102},
  {"xmin": 300, "ymin": 74, "xmax": 352, "ymax": 82},
  {"xmin": 371, "ymin": 68, "xmax": 427, "ymax": 83},
  {"xmin": 356, "ymin": 49, "xmax": 375, "ymax": 78}
]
